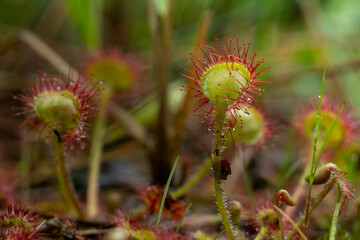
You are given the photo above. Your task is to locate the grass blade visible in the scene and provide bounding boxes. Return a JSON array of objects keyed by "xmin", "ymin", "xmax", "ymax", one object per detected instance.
[
  {"xmin": 156, "ymin": 155, "xmax": 180, "ymax": 226},
  {"xmin": 304, "ymin": 62, "xmax": 327, "ymax": 226},
  {"xmin": 314, "ymin": 102, "xmax": 345, "ymax": 171},
  {"xmin": 176, "ymin": 203, "xmax": 192, "ymax": 234},
  {"xmin": 213, "ymin": 229, "xmax": 226, "ymax": 240}
]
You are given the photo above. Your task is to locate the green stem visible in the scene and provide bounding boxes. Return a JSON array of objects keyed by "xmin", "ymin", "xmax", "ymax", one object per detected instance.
[
  {"xmin": 20, "ymin": 131, "xmax": 32, "ymax": 202},
  {"xmin": 303, "ymin": 177, "xmax": 314, "ymax": 228},
  {"xmin": 329, "ymin": 181, "xmax": 345, "ymax": 240},
  {"xmin": 254, "ymin": 227, "xmax": 272, "ymax": 240},
  {"xmin": 213, "ymin": 111, "xmax": 236, "ymax": 240},
  {"xmin": 277, "ymin": 210, "xmax": 285, "ymax": 240},
  {"xmin": 287, "ymin": 175, "xmax": 336, "ymax": 240},
  {"xmin": 53, "ymin": 139, "xmax": 84, "ymax": 219},
  {"xmin": 304, "ymin": 64, "xmax": 328, "ymax": 228},
  {"xmin": 171, "ymin": 157, "xmax": 212, "ymax": 199},
  {"xmin": 86, "ymin": 89, "xmax": 112, "ymax": 219}
]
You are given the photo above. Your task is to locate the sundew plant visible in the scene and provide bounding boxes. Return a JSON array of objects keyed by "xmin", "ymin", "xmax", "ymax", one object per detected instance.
[{"xmin": 1, "ymin": 1, "xmax": 360, "ymax": 239}]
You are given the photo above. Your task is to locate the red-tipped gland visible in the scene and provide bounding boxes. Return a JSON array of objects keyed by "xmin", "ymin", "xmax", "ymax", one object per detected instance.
[
  {"xmin": 136, "ymin": 185, "xmax": 186, "ymax": 220},
  {"xmin": 333, "ymin": 168, "xmax": 356, "ymax": 207},
  {"xmin": 181, "ymin": 38, "xmax": 269, "ymax": 120},
  {"xmin": 252, "ymin": 205, "xmax": 280, "ymax": 238},
  {"xmin": 0, "ymin": 206, "xmax": 42, "ymax": 239},
  {"xmin": 15, "ymin": 70, "xmax": 101, "ymax": 149},
  {"xmin": 275, "ymin": 189, "xmax": 296, "ymax": 207}
]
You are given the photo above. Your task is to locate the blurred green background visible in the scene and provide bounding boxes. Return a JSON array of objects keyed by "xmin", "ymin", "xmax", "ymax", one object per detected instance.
[
  {"xmin": 1, "ymin": 0, "xmax": 360, "ymax": 188},
  {"xmin": 1, "ymin": 0, "xmax": 360, "ymax": 237},
  {"xmin": 0, "ymin": 0, "xmax": 360, "ymax": 182},
  {"xmin": 1, "ymin": 0, "xmax": 360, "ymax": 175},
  {"xmin": 1, "ymin": 0, "xmax": 360, "ymax": 116}
]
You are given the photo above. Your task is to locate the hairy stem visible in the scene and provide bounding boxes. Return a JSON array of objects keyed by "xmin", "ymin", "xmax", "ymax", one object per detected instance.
[
  {"xmin": 53, "ymin": 139, "xmax": 84, "ymax": 219},
  {"xmin": 329, "ymin": 181, "xmax": 345, "ymax": 240},
  {"xmin": 213, "ymin": 111, "xmax": 236, "ymax": 240},
  {"xmin": 287, "ymin": 175, "xmax": 336, "ymax": 240},
  {"xmin": 171, "ymin": 157, "xmax": 212, "ymax": 199}
]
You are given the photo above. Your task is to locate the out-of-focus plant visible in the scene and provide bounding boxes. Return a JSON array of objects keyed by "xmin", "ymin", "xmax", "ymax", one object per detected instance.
[
  {"xmin": 14, "ymin": 71, "xmax": 101, "ymax": 219},
  {"xmin": 84, "ymin": 49, "xmax": 144, "ymax": 219}
]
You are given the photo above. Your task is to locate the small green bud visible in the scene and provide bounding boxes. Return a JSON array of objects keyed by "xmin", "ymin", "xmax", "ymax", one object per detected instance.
[
  {"xmin": 257, "ymin": 208, "xmax": 278, "ymax": 227},
  {"xmin": 201, "ymin": 62, "xmax": 250, "ymax": 110},
  {"xmin": 225, "ymin": 106, "xmax": 265, "ymax": 146},
  {"xmin": 105, "ymin": 227, "xmax": 130, "ymax": 240},
  {"xmin": 305, "ymin": 163, "xmax": 338, "ymax": 185},
  {"xmin": 194, "ymin": 230, "xmax": 213, "ymax": 240},
  {"xmin": 275, "ymin": 189, "xmax": 296, "ymax": 207},
  {"xmin": 34, "ymin": 90, "xmax": 81, "ymax": 137},
  {"xmin": 117, "ymin": 221, "xmax": 156, "ymax": 240},
  {"xmin": 229, "ymin": 200, "xmax": 242, "ymax": 226}
]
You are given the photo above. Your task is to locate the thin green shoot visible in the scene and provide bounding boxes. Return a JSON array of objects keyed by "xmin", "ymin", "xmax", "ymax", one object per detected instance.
[
  {"xmin": 28, "ymin": 219, "xmax": 46, "ymax": 238},
  {"xmin": 273, "ymin": 205, "xmax": 308, "ymax": 240},
  {"xmin": 176, "ymin": 202, "xmax": 192, "ymax": 234},
  {"xmin": 304, "ymin": 63, "xmax": 327, "ymax": 226},
  {"xmin": 314, "ymin": 102, "xmax": 345, "ymax": 172},
  {"xmin": 35, "ymin": 219, "xmax": 46, "ymax": 230},
  {"xmin": 156, "ymin": 155, "xmax": 180, "ymax": 226},
  {"xmin": 310, "ymin": 102, "xmax": 344, "ymax": 188},
  {"xmin": 304, "ymin": 63, "xmax": 346, "ymax": 227},
  {"xmin": 213, "ymin": 229, "xmax": 226, "ymax": 240},
  {"xmin": 329, "ymin": 181, "xmax": 345, "ymax": 240},
  {"xmin": 309, "ymin": 62, "xmax": 327, "ymax": 181}
]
